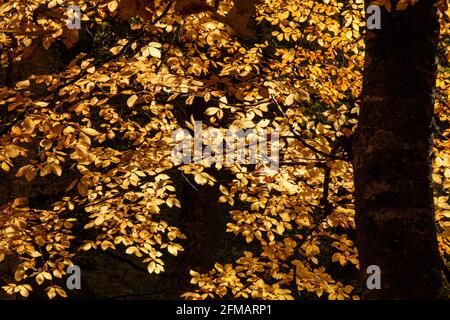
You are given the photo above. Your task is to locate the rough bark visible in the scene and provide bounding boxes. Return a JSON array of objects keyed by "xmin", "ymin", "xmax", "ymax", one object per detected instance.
[{"xmin": 353, "ymin": 0, "xmax": 443, "ymax": 299}]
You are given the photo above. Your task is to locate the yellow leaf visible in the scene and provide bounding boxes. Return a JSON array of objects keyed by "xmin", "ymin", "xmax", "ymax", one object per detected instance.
[
  {"xmin": 167, "ymin": 198, "xmax": 181, "ymax": 208},
  {"xmin": 108, "ymin": 0, "xmax": 119, "ymax": 12},
  {"xmin": 125, "ymin": 246, "xmax": 138, "ymax": 254},
  {"xmin": 47, "ymin": 287, "xmax": 56, "ymax": 299},
  {"xmin": 96, "ymin": 75, "xmax": 111, "ymax": 83},
  {"xmin": 280, "ymin": 211, "xmax": 291, "ymax": 221},
  {"xmin": 276, "ymin": 222, "xmax": 285, "ymax": 234},
  {"xmin": 16, "ymin": 164, "xmax": 32, "ymax": 177},
  {"xmin": 36, "ymin": 273, "xmax": 45, "ymax": 285},
  {"xmin": 190, "ymin": 270, "xmax": 200, "ymax": 277},
  {"xmin": 81, "ymin": 128, "xmax": 100, "ymax": 136},
  {"xmin": 94, "ymin": 215, "xmax": 105, "ymax": 225},
  {"xmin": 148, "ymin": 46, "xmax": 161, "ymax": 59},
  {"xmin": 205, "ymin": 107, "xmax": 219, "ymax": 115},
  {"xmin": 148, "ymin": 261, "xmax": 156, "ymax": 273},
  {"xmin": 1, "ymin": 162, "xmax": 9, "ymax": 172},
  {"xmin": 16, "ymin": 80, "xmax": 30, "ymax": 90},
  {"xmin": 75, "ymin": 143, "xmax": 89, "ymax": 158},
  {"xmin": 168, "ymin": 244, "xmax": 179, "ymax": 256},
  {"xmin": 149, "ymin": 41, "xmax": 161, "ymax": 48},
  {"xmin": 101, "ymin": 241, "xmax": 115, "ymax": 250},
  {"xmin": 22, "ymin": 117, "xmax": 35, "ymax": 134},
  {"xmin": 285, "ymin": 94, "xmax": 295, "ymax": 106},
  {"xmin": 23, "ymin": 38, "xmax": 32, "ymax": 48},
  {"xmin": 81, "ymin": 242, "xmax": 92, "ymax": 251},
  {"xmin": 19, "ymin": 286, "xmax": 29, "ymax": 297},
  {"xmin": 345, "ymin": 30, "xmax": 353, "ymax": 40},
  {"xmin": 127, "ymin": 94, "xmax": 138, "ymax": 107},
  {"xmin": 15, "ymin": 268, "xmax": 25, "ymax": 282},
  {"xmin": 51, "ymin": 163, "xmax": 62, "ymax": 176},
  {"xmin": 56, "ymin": 288, "xmax": 68, "ymax": 298},
  {"xmin": 194, "ymin": 173, "xmax": 207, "ymax": 185}
]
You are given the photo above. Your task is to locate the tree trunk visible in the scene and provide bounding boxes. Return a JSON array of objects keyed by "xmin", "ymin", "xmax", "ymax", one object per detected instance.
[
  {"xmin": 173, "ymin": 98, "xmax": 222, "ymax": 296},
  {"xmin": 353, "ymin": 0, "xmax": 443, "ymax": 299}
]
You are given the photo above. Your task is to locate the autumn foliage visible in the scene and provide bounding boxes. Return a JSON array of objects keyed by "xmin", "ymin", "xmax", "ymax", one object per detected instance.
[{"xmin": 0, "ymin": 0, "xmax": 449, "ymax": 299}]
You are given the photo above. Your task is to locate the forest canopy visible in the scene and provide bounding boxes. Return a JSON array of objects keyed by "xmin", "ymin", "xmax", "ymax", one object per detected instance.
[{"xmin": 0, "ymin": 0, "xmax": 449, "ymax": 300}]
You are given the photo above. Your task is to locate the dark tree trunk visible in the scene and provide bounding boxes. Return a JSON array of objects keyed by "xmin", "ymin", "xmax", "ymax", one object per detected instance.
[
  {"xmin": 173, "ymin": 177, "xmax": 220, "ymax": 296},
  {"xmin": 353, "ymin": 0, "xmax": 443, "ymax": 299},
  {"xmin": 173, "ymin": 98, "xmax": 222, "ymax": 296},
  {"xmin": 180, "ymin": 180, "xmax": 220, "ymax": 271}
]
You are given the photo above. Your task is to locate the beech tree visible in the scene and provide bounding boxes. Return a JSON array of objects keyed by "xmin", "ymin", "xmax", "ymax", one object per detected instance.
[{"xmin": 0, "ymin": 0, "xmax": 448, "ymax": 300}]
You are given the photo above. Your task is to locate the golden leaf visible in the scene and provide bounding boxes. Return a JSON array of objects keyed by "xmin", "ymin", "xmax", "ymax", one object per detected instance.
[
  {"xmin": 127, "ymin": 94, "xmax": 138, "ymax": 107},
  {"xmin": 16, "ymin": 80, "xmax": 30, "ymax": 90}
]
